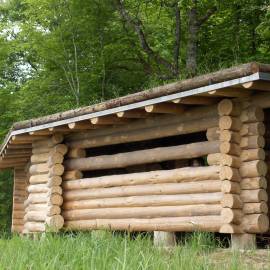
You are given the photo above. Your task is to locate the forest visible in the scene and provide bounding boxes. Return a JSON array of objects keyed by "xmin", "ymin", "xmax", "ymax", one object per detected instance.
[{"xmin": 0, "ymin": 0, "xmax": 270, "ymax": 230}]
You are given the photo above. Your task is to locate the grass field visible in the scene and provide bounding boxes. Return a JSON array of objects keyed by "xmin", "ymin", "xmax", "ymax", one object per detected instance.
[{"xmin": 0, "ymin": 231, "xmax": 269, "ymax": 270}]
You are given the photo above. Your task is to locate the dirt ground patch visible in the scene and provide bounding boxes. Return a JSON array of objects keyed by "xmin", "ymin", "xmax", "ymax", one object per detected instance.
[{"xmin": 209, "ymin": 249, "xmax": 270, "ymax": 270}]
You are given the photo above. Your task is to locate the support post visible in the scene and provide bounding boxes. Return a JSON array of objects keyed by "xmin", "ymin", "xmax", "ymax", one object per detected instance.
[
  {"xmin": 154, "ymin": 231, "xmax": 176, "ymax": 248},
  {"xmin": 231, "ymin": 234, "xmax": 256, "ymax": 250}
]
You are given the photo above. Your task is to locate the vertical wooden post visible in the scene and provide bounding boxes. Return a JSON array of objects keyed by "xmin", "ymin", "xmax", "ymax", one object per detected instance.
[
  {"xmin": 231, "ymin": 234, "xmax": 256, "ymax": 250},
  {"xmin": 154, "ymin": 231, "xmax": 176, "ymax": 248}
]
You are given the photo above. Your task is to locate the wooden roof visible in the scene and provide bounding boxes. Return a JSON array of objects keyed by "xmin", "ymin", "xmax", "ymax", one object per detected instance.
[{"xmin": 1, "ymin": 62, "xmax": 270, "ymax": 169}]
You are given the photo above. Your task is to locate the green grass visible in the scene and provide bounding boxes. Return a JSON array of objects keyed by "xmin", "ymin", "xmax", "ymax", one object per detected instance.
[{"xmin": 0, "ymin": 231, "xmax": 268, "ymax": 270}]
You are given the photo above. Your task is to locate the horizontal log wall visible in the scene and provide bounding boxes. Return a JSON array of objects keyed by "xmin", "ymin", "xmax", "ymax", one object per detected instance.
[
  {"xmin": 12, "ymin": 168, "xmax": 28, "ymax": 233},
  {"xmin": 62, "ymin": 166, "xmax": 223, "ymax": 232},
  {"xmin": 61, "ymin": 104, "xmax": 226, "ymax": 232}
]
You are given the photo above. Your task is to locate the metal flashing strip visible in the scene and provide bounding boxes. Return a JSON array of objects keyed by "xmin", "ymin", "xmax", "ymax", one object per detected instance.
[{"xmin": 1, "ymin": 71, "xmax": 269, "ymax": 156}]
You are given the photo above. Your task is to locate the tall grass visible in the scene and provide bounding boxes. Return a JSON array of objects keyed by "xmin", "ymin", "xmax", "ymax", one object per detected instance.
[{"xmin": 0, "ymin": 231, "xmax": 261, "ymax": 270}]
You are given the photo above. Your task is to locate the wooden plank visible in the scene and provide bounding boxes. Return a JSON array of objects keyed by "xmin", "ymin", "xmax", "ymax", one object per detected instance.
[
  {"xmin": 90, "ymin": 116, "xmax": 129, "ymax": 125},
  {"xmin": 116, "ymin": 110, "xmax": 149, "ymax": 118},
  {"xmin": 68, "ymin": 122, "xmax": 98, "ymax": 130},
  {"xmin": 145, "ymin": 103, "xmax": 185, "ymax": 114},
  {"xmin": 201, "ymin": 88, "xmax": 252, "ymax": 98},
  {"xmin": 241, "ymin": 81, "xmax": 270, "ymax": 91},
  {"xmin": 173, "ymin": 96, "xmax": 219, "ymax": 105}
]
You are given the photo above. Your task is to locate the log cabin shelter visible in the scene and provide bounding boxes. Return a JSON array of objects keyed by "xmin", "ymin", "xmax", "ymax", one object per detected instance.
[{"xmin": 2, "ymin": 62, "xmax": 270, "ymax": 248}]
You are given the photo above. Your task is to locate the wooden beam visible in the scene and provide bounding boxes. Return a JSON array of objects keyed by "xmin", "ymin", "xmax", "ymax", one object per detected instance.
[
  {"xmin": 64, "ymin": 140, "xmax": 219, "ymax": 171},
  {"xmin": 145, "ymin": 103, "xmax": 185, "ymax": 114},
  {"xmin": 172, "ymin": 96, "xmax": 219, "ymax": 105},
  {"xmin": 68, "ymin": 122, "xmax": 98, "ymax": 130},
  {"xmin": 29, "ymin": 130, "xmax": 53, "ymax": 136},
  {"xmin": 48, "ymin": 126, "xmax": 71, "ymax": 132},
  {"xmin": 201, "ymin": 88, "xmax": 252, "ymax": 98},
  {"xmin": 90, "ymin": 116, "xmax": 129, "ymax": 125},
  {"xmin": 116, "ymin": 110, "xmax": 149, "ymax": 119},
  {"xmin": 10, "ymin": 135, "xmax": 48, "ymax": 144},
  {"xmin": 241, "ymin": 81, "xmax": 270, "ymax": 91},
  {"xmin": 7, "ymin": 144, "xmax": 32, "ymax": 149}
]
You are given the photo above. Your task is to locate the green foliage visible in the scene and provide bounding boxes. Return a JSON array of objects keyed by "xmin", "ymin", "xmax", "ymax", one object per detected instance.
[{"xmin": 0, "ymin": 171, "xmax": 13, "ymax": 232}]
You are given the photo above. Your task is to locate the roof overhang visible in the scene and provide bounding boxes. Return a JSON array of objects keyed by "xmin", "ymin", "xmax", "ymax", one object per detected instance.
[{"xmin": 1, "ymin": 66, "xmax": 270, "ymax": 169}]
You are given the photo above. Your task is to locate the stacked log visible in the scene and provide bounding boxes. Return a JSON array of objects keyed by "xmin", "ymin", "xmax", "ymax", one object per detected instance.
[
  {"xmin": 216, "ymin": 99, "xmax": 243, "ymax": 234},
  {"xmin": 23, "ymin": 135, "xmax": 67, "ymax": 233},
  {"xmin": 12, "ymin": 168, "xmax": 28, "ymax": 233},
  {"xmin": 62, "ymin": 166, "xmax": 223, "ymax": 232},
  {"xmin": 239, "ymin": 104, "xmax": 268, "ymax": 233},
  {"xmin": 264, "ymin": 109, "xmax": 270, "ymax": 233},
  {"xmin": 66, "ymin": 106, "xmax": 218, "ymax": 149}
]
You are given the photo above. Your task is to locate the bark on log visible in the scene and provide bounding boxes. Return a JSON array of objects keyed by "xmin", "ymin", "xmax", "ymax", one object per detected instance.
[
  {"xmin": 240, "ymin": 177, "xmax": 267, "ymax": 190},
  {"xmin": 63, "ymin": 192, "xmax": 222, "ymax": 210},
  {"xmin": 64, "ymin": 141, "xmax": 219, "ymax": 171},
  {"xmin": 67, "ymin": 116, "xmax": 218, "ymax": 149},
  {"xmin": 63, "ymin": 166, "xmax": 219, "ymax": 190},
  {"xmin": 240, "ymin": 189, "xmax": 268, "ymax": 203},
  {"xmin": 63, "ymin": 204, "xmax": 221, "ymax": 220},
  {"xmin": 240, "ymin": 149, "xmax": 265, "ymax": 162},
  {"xmin": 64, "ymin": 216, "xmax": 223, "ymax": 232},
  {"xmin": 63, "ymin": 180, "xmax": 221, "ymax": 201},
  {"xmin": 239, "ymin": 160, "xmax": 268, "ymax": 178}
]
